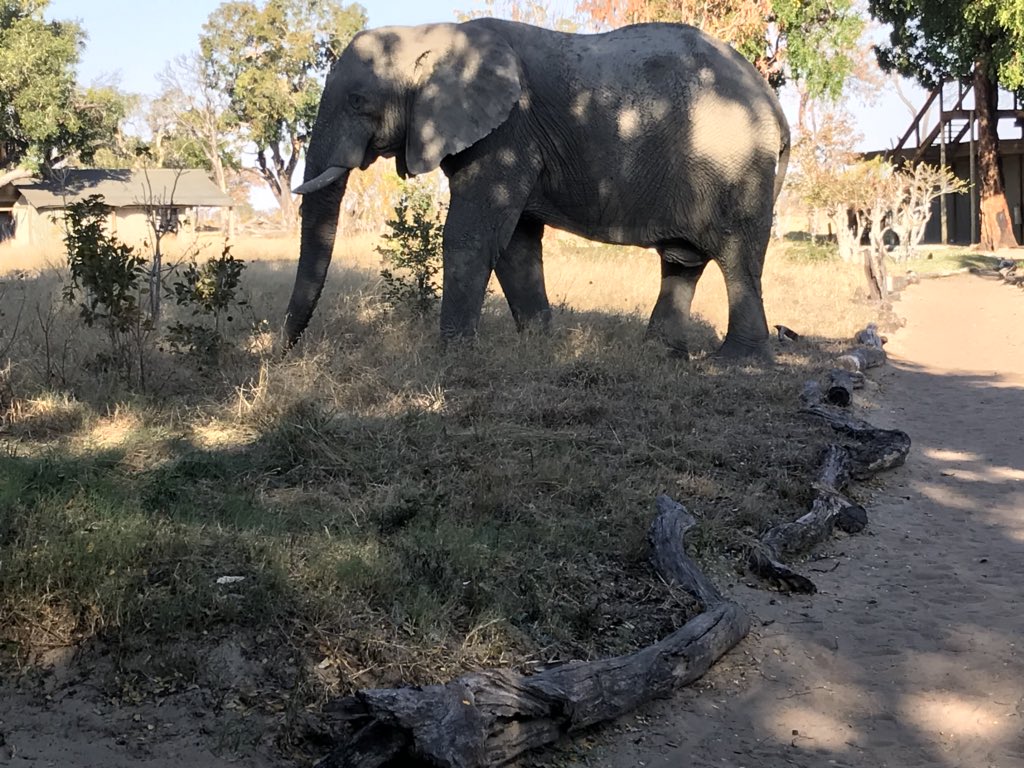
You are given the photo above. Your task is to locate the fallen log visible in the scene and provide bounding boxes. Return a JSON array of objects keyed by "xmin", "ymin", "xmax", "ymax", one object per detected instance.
[
  {"xmin": 801, "ymin": 402, "xmax": 911, "ymax": 479},
  {"xmin": 969, "ymin": 261, "xmax": 1023, "ymax": 289},
  {"xmin": 316, "ymin": 496, "xmax": 749, "ymax": 768},
  {"xmin": 853, "ymin": 323, "xmax": 886, "ymax": 349},
  {"xmin": 750, "ymin": 347, "xmax": 911, "ymax": 593},
  {"xmin": 749, "ymin": 445, "xmax": 867, "ymax": 594},
  {"xmin": 825, "ymin": 369, "xmax": 855, "ymax": 407},
  {"xmin": 835, "ymin": 345, "xmax": 887, "ymax": 373}
]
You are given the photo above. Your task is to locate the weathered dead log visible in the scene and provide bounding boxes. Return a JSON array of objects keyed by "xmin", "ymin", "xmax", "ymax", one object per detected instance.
[
  {"xmin": 800, "ymin": 380, "xmax": 823, "ymax": 407},
  {"xmin": 853, "ymin": 323, "xmax": 886, "ymax": 349},
  {"xmin": 826, "ymin": 369, "xmax": 855, "ymax": 407},
  {"xmin": 753, "ymin": 323, "xmax": 909, "ymax": 593},
  {"xmin": 862, "ymin": 246, "xmax": 889, "ymax": 301},
  {"xmin": 971, "ymin": 262, "xmax": 1024, "ymax": 289},
  {"xmin": 749, "ymin": 445, "xmax": 866, "ymax": 594},
  {"xmin": 774, "ymin": 324, "xmax": 800, "ymax": 342},
  {"xmin": 801, "ymin": 403, "xmax": 911, "ymax": 478},
  {"xmin": 836, "ymin": 503, "xmax": 868, "ymax": 533},
  {"xmin": 835, "ymin": 345, "xmax": 887, "ymax": 373},
  {"xmin": 316, "ymin": 497, "xmax": 749, "ymax": 768}
]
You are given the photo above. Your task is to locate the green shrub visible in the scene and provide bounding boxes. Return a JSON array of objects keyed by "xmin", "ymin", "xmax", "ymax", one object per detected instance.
[
  {"xmin": 166, "ymin": 244, "xmax": 247, "ymax": 358},
  {"xmin": 60, "ymin": 195, "xmax": 150, "ymax": 379},
  {"xmin": 377, "ymin": 182, "xmax": 444, "ymax": 316}
]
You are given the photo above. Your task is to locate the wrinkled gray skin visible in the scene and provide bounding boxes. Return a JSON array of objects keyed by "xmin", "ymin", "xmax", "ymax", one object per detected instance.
[{"xmin": 286, "ymin": 19, "xmax": 790, "ymax": 358}]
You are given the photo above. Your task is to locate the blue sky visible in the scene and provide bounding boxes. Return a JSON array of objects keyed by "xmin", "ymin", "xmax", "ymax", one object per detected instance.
[
  {"xmin": 46, "ymin": 0, "xmax": 923, "ymax": 153},
  {"xmin": 46, "ymin": 0, "xmax": 470, "ymax": 93}
]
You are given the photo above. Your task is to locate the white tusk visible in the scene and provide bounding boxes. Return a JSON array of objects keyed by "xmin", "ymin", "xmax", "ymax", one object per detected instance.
[{"xmin": 293, "ymin": 166, "xmax": 346, "ymax": 195}]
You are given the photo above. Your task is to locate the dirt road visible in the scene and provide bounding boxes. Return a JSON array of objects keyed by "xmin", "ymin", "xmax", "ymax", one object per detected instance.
[{"xmin": 575, "ymin": 273, "xmax": 1024, "ymax": 768}]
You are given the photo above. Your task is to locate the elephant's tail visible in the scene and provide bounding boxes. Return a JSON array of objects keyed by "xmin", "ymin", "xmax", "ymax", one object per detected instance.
[{"xmin": 772, "ymin": 124, "xmax": 791, "ymax": 205}]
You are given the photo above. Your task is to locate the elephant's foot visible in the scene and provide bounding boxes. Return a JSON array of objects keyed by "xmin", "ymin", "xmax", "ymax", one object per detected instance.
[
  {"xmin": 645, "ymin": 324, "xmax": 690, "ymax": 359},
  {"xmin": 512, "ymin": 306, "xmax": 553, "ymax": 335},
  {"xmin": 715, "ymin": 335, "xmax": 773, "ymax": 362}
]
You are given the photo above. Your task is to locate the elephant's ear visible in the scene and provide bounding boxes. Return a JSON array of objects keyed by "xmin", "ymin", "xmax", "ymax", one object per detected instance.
[{"xmin": 405, "ymin": 24, "xmax": 522, "ymax": 176}]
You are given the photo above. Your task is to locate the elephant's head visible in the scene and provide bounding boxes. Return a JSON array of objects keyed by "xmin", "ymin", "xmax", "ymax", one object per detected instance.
[{"xmin": 284, "ymin": 22, "xmax": 523, "ymax": 346}]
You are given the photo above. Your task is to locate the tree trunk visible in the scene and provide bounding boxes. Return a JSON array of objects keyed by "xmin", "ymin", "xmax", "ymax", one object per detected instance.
[{"xmin": 974, "ymin": 61, "xmax": 1019, "ymax": 250}]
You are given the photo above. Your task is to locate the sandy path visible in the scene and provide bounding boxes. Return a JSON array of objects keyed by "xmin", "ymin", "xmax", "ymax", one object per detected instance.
[{"xmin": 575, "ymin": 273, "xmax": 1024, "ymax": 768}]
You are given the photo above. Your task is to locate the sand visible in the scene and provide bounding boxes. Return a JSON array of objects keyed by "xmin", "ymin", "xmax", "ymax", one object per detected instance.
[{"xmin": 573, "ymin": 272, "xmax": 1024, "ymax": 768}]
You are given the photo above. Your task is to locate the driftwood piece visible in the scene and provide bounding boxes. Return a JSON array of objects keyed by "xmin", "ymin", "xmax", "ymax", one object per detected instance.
[
  {"xmin": 316, "ymin": 497, "xmax": 749, "ymax": 768},
  {"xmin": 801, "ymin": 403, "xmax": 911, "ymax": 479},
  {"xmin": 753, "ymin": 345, "xmax": 910, "ymax": 594},
  {"xmin": 853, "ymin": 323, "xmax": 886, "ymax": 349},
  {"xmin": 774, "ymin": 324, "xmax": 800, "ymax": 342},
  {"xmin": 800, "ymin": 380, "xmax": 823, "ymax": 407},
  {"xmin": 826, "ymin": 369, "xmax": 855, "ymax": 407},
  {"xmin": 835, "ymin": 345, "xmax": 887, "ymax": 373},
  {"xmin": 861, "ymin": 246, "xmax": 890, "ymax": 301},
  {"xmin": 971, "ymin": 261, "xmax": 1024, "ymax": 289},
  {"xmin": 749, "ymin": 445, "xmax": 865, "ymax": 594},
  {"xmin": 836, "ymin": 504, "xmax": 868, "ymax": 533}
]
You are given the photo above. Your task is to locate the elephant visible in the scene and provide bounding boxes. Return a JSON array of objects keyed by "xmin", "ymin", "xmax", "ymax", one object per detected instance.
[{"xmin": 286, "ymin": 18, "xmax": 790, "ymax": 358}]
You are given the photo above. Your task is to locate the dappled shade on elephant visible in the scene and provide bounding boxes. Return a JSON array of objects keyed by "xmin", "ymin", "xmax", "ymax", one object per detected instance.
[{"xmin": 286, "ymin": 18, "xmax": 790, "ymax": 358}]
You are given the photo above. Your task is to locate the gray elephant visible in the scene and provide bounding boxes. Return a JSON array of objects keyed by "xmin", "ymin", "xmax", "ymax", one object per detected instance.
[{"xmin": 286, "ymin": 18, "xmax": 790, "ymax": 358}]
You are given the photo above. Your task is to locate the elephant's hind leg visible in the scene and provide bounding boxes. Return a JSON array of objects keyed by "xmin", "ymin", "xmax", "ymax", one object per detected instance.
[
  {"xmin": 646, "ymin": 246, "xmax": 708, "ymax": 357},
  {"xmin": 715, "ymin": 227, "xmax": 772, "ymax": 360},
  {"xmin": 495, "ymin": 216, "xmax": 552, "ymax": 332}
]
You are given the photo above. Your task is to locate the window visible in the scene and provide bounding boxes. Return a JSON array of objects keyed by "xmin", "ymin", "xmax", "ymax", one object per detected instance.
[{"xmin": 156, "ymin": 207, "xmax": 180, "ymax": 234}]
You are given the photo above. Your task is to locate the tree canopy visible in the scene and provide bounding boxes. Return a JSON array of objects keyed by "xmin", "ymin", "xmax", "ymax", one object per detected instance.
[
  {"xmin": 0, "ymin": 0, "xmax": 128, "ymax": 173},
  {"xmin": 199, "ymin": 0, "xmax": 367, "ymax": 227},
  {"xmin": 871, "ymin": 0, "xmax": 1024, "ymax": 89},
  {"xmin": 575, "ymin": 0, "xmax": 863, "ymax": 100}
]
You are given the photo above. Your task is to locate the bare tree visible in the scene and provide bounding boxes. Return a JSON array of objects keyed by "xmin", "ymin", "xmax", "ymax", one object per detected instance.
[
  {"xmin": 156, "ymin": 53, "xmax": 238, "ymax": 195},
  {"xmin": 888, "ymin": 163, "xmax": 968, "ymax": 261}
]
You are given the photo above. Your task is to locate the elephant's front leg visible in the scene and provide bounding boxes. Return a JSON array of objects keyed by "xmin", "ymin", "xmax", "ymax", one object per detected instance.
[
  {"xmin": 646, "ymin": 249, "xmax": 708, "ymax": 357},
  {"xmin": 495, "ymin": 216, "xmax": 551, "ymax": 332},
  {"xmin": 438, "ymin": 191, "xmax": 524, "ymax": 340},
  {"xmin": 439, "ymin": 148, "xmax": 539, "ymax": 340},
  {"xmin": 438, "ymin": 225, "xmax": 495, "ymax": 341}
]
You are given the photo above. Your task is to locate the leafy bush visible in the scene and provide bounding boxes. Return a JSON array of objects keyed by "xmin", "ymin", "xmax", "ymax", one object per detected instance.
[
  {"xmin": 62, "ymin": 195, "xmax": 148, "ymax": 334},
  {"xmin": 60, "ymin": 195, "xmax": 150, "ymax": 379},
  {"xmin": 377, "ymin": 182, "xmax": 444, "ymax": 316},
  {"xmin": 166, "ymin": 244, "xmax": 247, "ymax": 358}
]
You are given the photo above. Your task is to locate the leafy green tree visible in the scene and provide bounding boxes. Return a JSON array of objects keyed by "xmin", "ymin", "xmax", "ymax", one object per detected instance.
[
  {"xmin": 199, "ymin": 0, "xmax": 367, "ymax": 228},
  {"xmin": 61, "ymin": 194, "xmax": 150, "ymax": 381},
  {"xmin": 869, "ymin": 0, "xmax": 1022, "ymax": 249},
  {"xmin": 0, "ymin": 0, "xmax": 129, "ymax": 174},
  {"xmin": 166, "ymin": 245, "xmax": 248, "ymax": 359},
  {"xmin": 575, "ymin": 0, "xmax": 863, "ymax": 100}
]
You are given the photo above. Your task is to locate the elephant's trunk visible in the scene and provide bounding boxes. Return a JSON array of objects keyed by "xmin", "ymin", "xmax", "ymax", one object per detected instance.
[{"xmin": 284, "ymin": 170, "xmax": 350, "ymax": 347}]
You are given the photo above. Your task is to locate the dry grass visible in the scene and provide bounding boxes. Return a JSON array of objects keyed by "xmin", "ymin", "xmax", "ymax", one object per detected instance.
[{"xmin": 0, "ymin": 230, "xmax": 881, "ymax": 748}]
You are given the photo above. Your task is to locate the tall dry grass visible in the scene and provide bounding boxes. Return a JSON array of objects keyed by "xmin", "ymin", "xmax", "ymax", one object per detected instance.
[{"xmin": 0, "ymin": 230, "xmax": 879, "ymax": 716}]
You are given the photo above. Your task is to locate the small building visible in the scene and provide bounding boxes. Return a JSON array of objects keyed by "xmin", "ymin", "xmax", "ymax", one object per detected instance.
[
  {"xmin": 0, "ymin": 169, "xmax": 234, "ymax": 247},
  {"xmin": 878, "ymin": 82, "xmax": 1024, "ymax": 245}
]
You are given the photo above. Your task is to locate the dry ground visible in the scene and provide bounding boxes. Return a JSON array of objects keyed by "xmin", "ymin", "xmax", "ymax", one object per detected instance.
[
  {"xmin": 569, "ymin": 269, "xmax": 1024, "ymax": 768},
  {"xmin": 0, "ymin": 232, "xmax": 996, "ymax": 765}
]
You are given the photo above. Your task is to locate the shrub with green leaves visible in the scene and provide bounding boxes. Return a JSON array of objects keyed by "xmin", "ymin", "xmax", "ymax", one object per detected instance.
[
  {"xmin": 377, "ymin": 182, "xmax": 444, "ymax": 316},
  {"xmin": 62, "ymin": 195, "xmax": 148, "ymax": 334},
  {"xmin": 166, "ymin": 244, "xmax": 247, "ymax": 358},
  {"xmin": 61, "ymin": 195, "xmax": 150, "ymax": 379}
]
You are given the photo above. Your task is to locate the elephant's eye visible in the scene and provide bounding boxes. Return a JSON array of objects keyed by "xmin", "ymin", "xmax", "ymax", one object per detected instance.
[{"xmin": 348, "ymin": 93, "xmax": 369, "ymax": 112}]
